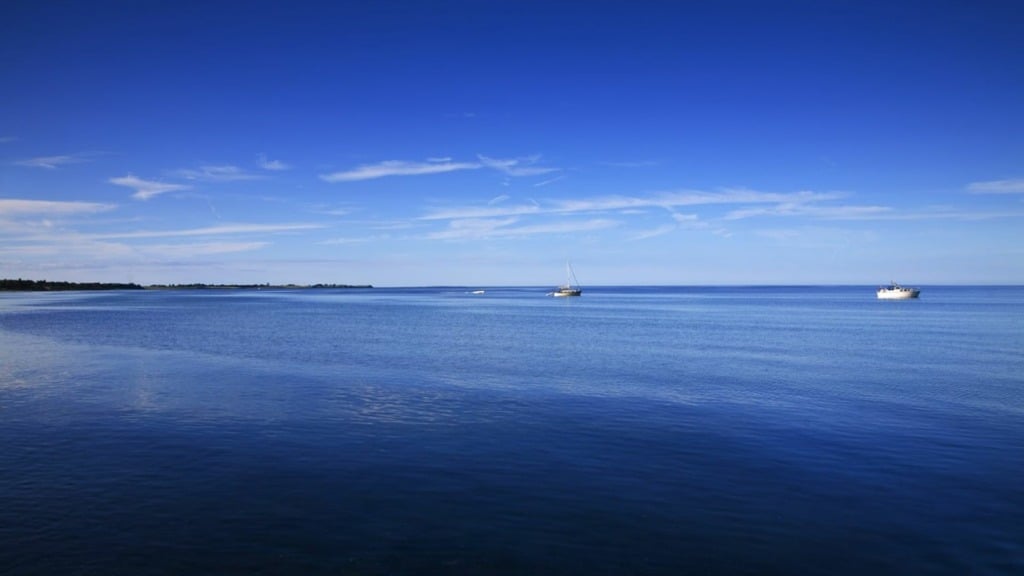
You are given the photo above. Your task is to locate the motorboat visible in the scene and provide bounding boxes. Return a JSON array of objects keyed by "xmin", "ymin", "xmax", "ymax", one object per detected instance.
[{"xmin": 876, "ymin": 282, "xmax": 920, "ymax": 300}]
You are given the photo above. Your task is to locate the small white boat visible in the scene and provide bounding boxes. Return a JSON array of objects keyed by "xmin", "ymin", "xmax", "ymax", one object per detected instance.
[
  {"xmin": 470, "ymin": 290, "xmax": 486, "ymax": 295},
  {"xmin": 877, "ymin": 282, "xmax": 920, "ymax": 300},
  {"xmin": 549, "ymin": 262, "xmax": 582, "ymax": 297}
]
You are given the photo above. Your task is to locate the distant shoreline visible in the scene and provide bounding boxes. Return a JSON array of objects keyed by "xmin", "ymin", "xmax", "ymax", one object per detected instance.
[
  {"xmin": 146, "ymin": 283, "xmax": 373, "ymax": 290},
  {"xmin": 0, "ymin": 279, "xmax": 372, "ymax": 292}
]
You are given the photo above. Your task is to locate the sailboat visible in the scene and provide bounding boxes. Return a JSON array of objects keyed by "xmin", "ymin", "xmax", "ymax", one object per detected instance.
[{"xmin": 550, "ymin": 262, "xmax": 582, "ymax": 297}]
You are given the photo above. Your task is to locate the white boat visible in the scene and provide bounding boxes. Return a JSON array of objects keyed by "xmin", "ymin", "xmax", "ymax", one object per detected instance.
[
  {"xmin": 550, "ymin": 262, "xmax": 582, "ymax": 297},
  {"xmin": 876, "ymin": 282, "xmax": 920, "ymax": 300}
]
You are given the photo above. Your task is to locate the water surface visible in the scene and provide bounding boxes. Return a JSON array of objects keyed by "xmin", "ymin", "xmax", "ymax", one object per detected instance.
[{"xmin": 1, "ymin": 286, "xmax": 1021, "ymax": 574}]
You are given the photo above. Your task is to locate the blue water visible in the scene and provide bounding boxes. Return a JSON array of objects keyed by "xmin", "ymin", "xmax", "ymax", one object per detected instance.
[{"xmin": 1, "ymin": 286, "xmax": 1022, "ymax": 575}]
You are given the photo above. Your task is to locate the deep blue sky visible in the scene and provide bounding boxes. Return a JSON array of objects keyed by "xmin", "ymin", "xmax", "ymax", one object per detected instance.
[{"xmin": 2, "ymin": 1, "xmax": 1022, "ymax": 285}]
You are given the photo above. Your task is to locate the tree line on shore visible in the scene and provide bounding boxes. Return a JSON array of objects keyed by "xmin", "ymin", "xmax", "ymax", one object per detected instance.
[
  {"xmin": 0, "ymin": 279, "xmax": 144, "ymax": 291},
  {"xmin": 1, "ymin": 279, "xmax": 372, "ymax": 291}
]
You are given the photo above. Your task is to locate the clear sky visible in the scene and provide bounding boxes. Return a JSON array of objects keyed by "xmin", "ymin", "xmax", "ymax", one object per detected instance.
[{"xmin": 2, "ymin": 0, "xmax": 1022, "ymax": 286}]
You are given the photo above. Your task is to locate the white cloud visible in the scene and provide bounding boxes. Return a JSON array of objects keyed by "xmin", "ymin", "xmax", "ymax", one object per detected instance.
[
  {"xmin": 477, "ymin": 154, "xmax": 559, "ymax": 177},
  {"xmin": 631, "ymin": 224, "xmax": 676, "ymax": 240},
  {"xmin": 488, "ymin": 218, "xmax": 617, "ymax": 238},
  {"xmin": 421, "ymin": 189, "xmax": 850, "ymax": 222},
  {"xmin": 420, "ymin": 203, "xmax": 543, "ymax": 221},
  {"xmin": 94, "ymin": 222, "xmax": 324, "ymax": 240},
  {"xmin": 0, "ymin": 136, "xmax": 17, "ymax": 144},
  {"xmin": 724, "ymin": 203, "xmax": 891, "ymax": 220},
  {"xmin": 320, "ymin": 234, "xmax": 391, "ymax": 245},
  {"xmin": 137, "ymin": 241, "xmax": 269, "ymax": 258},
  {"xmin": 550, "ymin": 189, "xmax": 821, "ymax": 214},
  {"xmin": 0, "ymin": 198, "xmax": 116, "ymax": 215},
  {"xmin": 0, "ymin": 238, "xmax": 133, "ymax": 259},
  {"xmin": 1, "ymin": 222, "xmax": 305, "ymax": 265},
  {"xmin": 109, "ymin": 175, "xmax": 191, "ymax": 200},
  {"xmin": 317, "ymin": 208, "xmax": 353, "ymax": 216},
  {"xmin": 258, "ymin": 154, "xmax": 290, "ymax": 171},
  {"xmin": 426, "ymin": 217, "xmax": 616, "ymax": 240},
  {"xmin": 426, "ymin": 217, "xmax": 520, "ymax": 240},
  {"xmin": 755, "ymin": 229, "xmax": 803, "ymax": 240},
  {"xmin": 320, "ymin": 155, "xmax": 559, "ymax": 182},
  {"xmin": 967, "ymin": 179, "xmax": 1024, "ymax": 194},
  {"xmin": 533, "ymin": 175, "xmax": 566, "ymax": 187},
  {"xmin": 843, "ymin": 207, "xmax": 1024, "ymax": 221},
  {"xmin": 0, "ymin": 237, "xmax": 270, "ymax": 266},
  {"xmin": 415, "ymin": 188, "xmax": 913, "ymax": 243},
  {"xmin": 320, "ymin": 160, "xmax": 480, "ymax": 182},
  {"xmin": 175, "ymin": 165, "xmax": 263, "ymax": 181},
  {"xmin": 550, "ymin": 195, "xmax": 661, "ymax": 214},
  {"xmin": 14, "ymin": 153, "xmax": 94, "ymax": 169}
]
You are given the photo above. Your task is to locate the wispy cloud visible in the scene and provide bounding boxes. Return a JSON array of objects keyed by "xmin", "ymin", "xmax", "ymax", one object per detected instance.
[
  {"xmin": 533, "ymin": 175, "xmax": 566, "ymax": 187},
  {"xmin": 109, "ymin": 175, "xmax": 191, "ymax": 200},
  {"xmin": 477, "ymin": 155, "xmax": 559, "ymax": 177},
  {"xmin": 14, "ymin": 153, "xmax": 95, "ymax": 169},
  {"xmin": 175, "ymin": 165, "xmax": 263, "ymax": 181},
  {"xmin": 672, "ymin": 213, "xmax": 700, "ymax": 223},
  {"xmin": 0, "ymin": 136, "xmax": 17, "ymax": 144},
  {"xmin": 414, "ymin": 187, "xmax": 920, "ymax": 242},
  {"xmin": 631, "ymin": 224, "xmax": 676, "ymax": 240},
  {"xmin": 0, "ymin": 237, "xmax": 272, "ymax": 265},
  {"xmin": 723, "ymin": 203, "xmax": 892, "ymax": 220},
  {"xmin": 320, "ymin": 234, "xmax": 391, "ymax": 245},
  {"xmin": 137, "ymin": 241, "xmax": 270, "ymax": 257},
  {"xmin": 421, "ymin": 204, "xmax": 543, "ymax": 221},
  {"xmin": 549, "ymin": 189, "xmax": 842, "ymax": 215},
  {"xmin": 426, "ymin": 217, "xmax": 520, "ymax": 240},
  {"xmin": 94, "ymin": 222, "xmax": 324, "ymax": 240},
  {"xmin": 755, "ymin": 229, "xmax": 803, "ymax": 241},
  {"xmin": 967, "ymin": 178, "xmax": 1024, "ymax": 194},
  {"xmin": 420, "ymin": 189, "xmax": 844, "ymax": 222},
  {"xmin": 833, "ymin": 207, "xmax": 1024, "ymax": 221},
  {"xmin": 316, "ymin": 208, "xmax": 354, "ymax": 217},
  {"xmin": 320, "ymin": 159, "xmax": 480, "ymax": 182},
  {"xmin": 0, "ymin": 237, "xmax": 133, "ymax": 259},
  {"xmin": 258, "ymin": 154, "xmax": 290, "ymax": 171},
  {"xmin": 426, "ymin": 217, "xmax": 616, "ymax": 240},
  {"xmin": 1, "ymin": 221, "xmax": 306, "ymax": 263},
  {"xmin": 0, "ymin": 198, "xmax": 116, "ymax": 215},
  {"xmin": 320, "ymin": 155, "xmax": 559, "ymax": 182}
]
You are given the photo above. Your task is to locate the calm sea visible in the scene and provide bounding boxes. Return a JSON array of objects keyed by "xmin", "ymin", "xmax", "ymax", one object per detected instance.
[{"xmin": 1, "ymin": 286, "xmax": 1021, "ymax": 575}]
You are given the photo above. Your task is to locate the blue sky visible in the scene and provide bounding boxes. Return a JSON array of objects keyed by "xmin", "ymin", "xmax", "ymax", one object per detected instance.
[{"xmin": 2, "ymin": 0, "xmax": 1022, "ymax": 286}]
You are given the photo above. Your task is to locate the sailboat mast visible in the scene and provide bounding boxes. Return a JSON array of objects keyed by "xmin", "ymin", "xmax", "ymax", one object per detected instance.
[{"xmin": 566, "ymin": 261, "xmax": 580, "ymax": 289}]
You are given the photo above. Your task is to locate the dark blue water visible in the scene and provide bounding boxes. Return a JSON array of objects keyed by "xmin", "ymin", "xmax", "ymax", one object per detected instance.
[{"xmin": 2, "ymin": 286, "xmax": 1022, "ymax": 575}]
